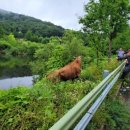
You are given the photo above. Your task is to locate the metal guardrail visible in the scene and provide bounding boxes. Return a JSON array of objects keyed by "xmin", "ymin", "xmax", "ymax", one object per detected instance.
[
  {"xmin": 49, "ymin": 61, "xmax": 125, "ymax": 130},
  {"xmin": 74, "ymin": 72, "xmax": 121, "ymax": 130}
]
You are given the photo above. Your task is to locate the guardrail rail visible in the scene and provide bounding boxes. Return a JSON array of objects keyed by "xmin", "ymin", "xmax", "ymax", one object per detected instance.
[{"xmin": 49, "ymin": 61, "xmax": 125, "ymax": 130}]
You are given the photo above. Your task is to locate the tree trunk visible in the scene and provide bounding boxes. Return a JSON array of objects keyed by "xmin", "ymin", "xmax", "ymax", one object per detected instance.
[
  {"xmin": 108, "ymin": 34, "xmax": 112, "ymax": 62},
  {"xmin": 96, "ymin": 46, "xmax": 99, "ymax": 66}
]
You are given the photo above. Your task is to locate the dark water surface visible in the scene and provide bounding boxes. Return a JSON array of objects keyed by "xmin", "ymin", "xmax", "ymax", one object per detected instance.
[{"xmin": 0, "ymin": 58, "xmax": 36, "ymax": 89}]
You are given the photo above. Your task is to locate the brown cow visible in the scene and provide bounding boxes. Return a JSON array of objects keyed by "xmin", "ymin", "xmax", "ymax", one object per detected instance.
[{"xmin": 47, "ymin": 56, "xmax": 81, "ymax": 81}]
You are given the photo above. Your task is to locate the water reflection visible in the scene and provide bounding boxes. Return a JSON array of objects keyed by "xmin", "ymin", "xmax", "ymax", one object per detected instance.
[
  {"xmin": 0, "ymin": 58, "xmax": 37, "ymax": 89},
  {"xmin": 0, "ymin": 65, "xmax": 32, "ymax": 79},
  {"xmin": 0, "ymin": 58, "xmax": 32, "ymax": 79},
  {"xmin": 0, "ymin": 76, "xmax": 34, "ymax": 90}
]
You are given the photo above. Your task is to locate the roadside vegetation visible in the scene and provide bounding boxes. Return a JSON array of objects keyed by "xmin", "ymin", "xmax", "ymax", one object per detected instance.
[
  {"xmin": 0, "ymin": 0, "xmax": 130, "ymax": 129},
  {"xmin": 0, "ymin": 30, "xmax": 130, "ymax": 130}
]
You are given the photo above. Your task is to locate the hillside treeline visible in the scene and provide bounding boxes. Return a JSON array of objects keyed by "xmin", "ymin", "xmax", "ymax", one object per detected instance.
[{"xmin": 0, "ymin": 9, "xmax": 64, "ymax": 43}]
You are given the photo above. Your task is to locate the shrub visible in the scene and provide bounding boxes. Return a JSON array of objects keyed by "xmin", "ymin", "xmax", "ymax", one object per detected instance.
[{"xmin": 81, "ymin": 63, "xmax": 102, "ymax": 80}]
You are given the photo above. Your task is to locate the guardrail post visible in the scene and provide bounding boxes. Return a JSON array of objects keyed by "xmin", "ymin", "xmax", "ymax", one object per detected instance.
[{"xmin": 103, "ymin": 70, "xmax": 110, "ymax": 79}]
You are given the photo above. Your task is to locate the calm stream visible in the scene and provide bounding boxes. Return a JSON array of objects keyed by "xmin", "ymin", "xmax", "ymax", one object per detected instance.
[{"xmin": 0, "ymin": 58, "xmax": 36, "ymax": 89}]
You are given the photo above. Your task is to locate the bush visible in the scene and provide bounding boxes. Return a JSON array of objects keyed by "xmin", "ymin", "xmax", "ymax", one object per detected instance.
[
  {"xmin": 0, "ymin": 40, "xmax": 11, "ymax": 51},
  {"xmin": 101, "ymin": 58, "xmax": 119, "ymax": 72},
  {"xmin": 81, "ymin": 63, "xmax": 102, "ymax": 81}
]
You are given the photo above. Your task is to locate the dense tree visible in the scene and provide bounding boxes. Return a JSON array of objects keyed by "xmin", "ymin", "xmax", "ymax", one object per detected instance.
[
  {"xmin": 80, "ymin": 0, "xmax": 130, "ymax": 58},
  {"xmin": 0, "ymin": 24, "xmax": 4, "ymax": 37},
  {"xmin": 7, "ymin": 33, "xmax": 16, "ymax": 45},
  {"xmin": 113, "ymin": 26, "xmax": 130, "ymax": 51}
]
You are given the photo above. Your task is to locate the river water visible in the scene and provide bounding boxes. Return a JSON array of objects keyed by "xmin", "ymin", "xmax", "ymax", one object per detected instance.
[
  {"xmin": 0, "ymin": 58, "xmax": 36, "ymax": 90},
  {"xmin": 0, "ymin": 76, "xmax": 37, "ymax": 90}
]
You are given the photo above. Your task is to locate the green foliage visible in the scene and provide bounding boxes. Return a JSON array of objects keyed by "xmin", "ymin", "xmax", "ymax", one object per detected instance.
[
  {"xmin": 113, "ymin": 26, "xmax": 130, "ymax": 51},
  {"xmin": 0, "ymin": 78, "xmax": 97, "ymax": 130},
  {"xmin": 31, "ymin": 43, "xmax": 55, "ymax": 75},
  {"xmin": 105, "ymin": 100, "xmax": 130, "ymax": 130},
  {"xmin": 0, "ymin": 84, "xmax": 55, "ymax": 130},
  {"xmin": 7, "ymin": 33, "xmax": 16, "ymax": 45},
  {"xmin": 64, "ymin": 37, "xmax": 85, "ymax": 57},
  {"xmin": 0, "ymin": 40, "xmax": 11, "ymax": 51},
  {"xmin": 0, "ymin": 36, "xmax": 43, "ymax": 58},
  {"xmin": 81, "ymin": 63, "xmax": 102, "ymax": 81},
  {"xmin": 34, "ymin": 44, "xmax": 53, "ymax": 60},
  {"xmin": 80, "ymin": 0, "xmax": 130, "ymax": 58},
  {"xmin": 46, "ymin": 45, "xmax": 66, "ymax": 71},
  {"xmin": 0, "ymin": 24, "xmax": 4, "ymax": 37},
  {"xmin": 101, "ymin": 58, "xmax": 119, "ymax": 72},
  {"xmin": 25, "ymin": 30, "xmax": 32, "ymax": 41}
]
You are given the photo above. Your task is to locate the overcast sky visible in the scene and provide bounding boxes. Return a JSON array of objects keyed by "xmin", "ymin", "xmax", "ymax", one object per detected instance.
[{"xmin": 0, "ymin": 0, "xmax": 89, "ymax": 30}]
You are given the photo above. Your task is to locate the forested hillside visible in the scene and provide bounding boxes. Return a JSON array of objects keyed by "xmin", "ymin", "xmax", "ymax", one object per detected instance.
[{"xmin": 0, "ymin": 9, "xmax": 64, "ymax": 42}]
